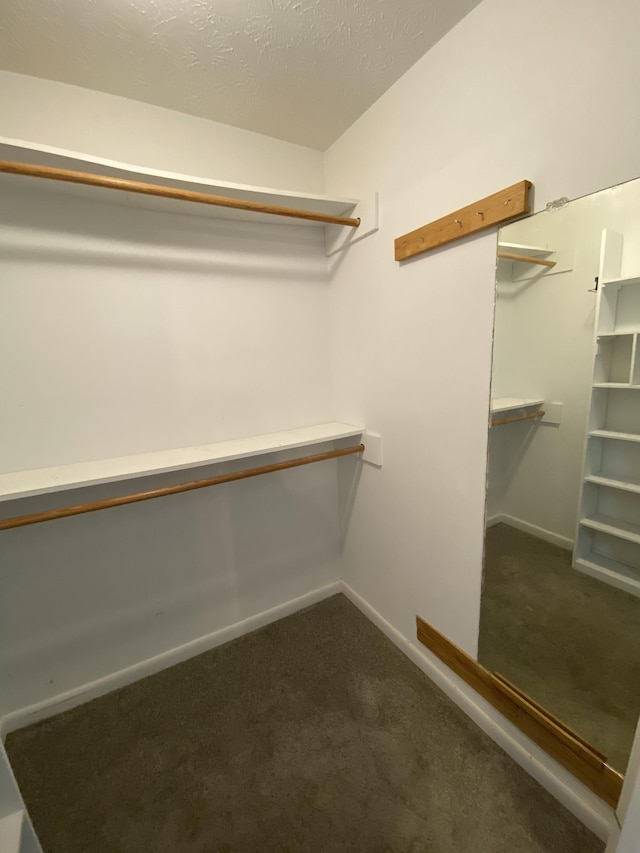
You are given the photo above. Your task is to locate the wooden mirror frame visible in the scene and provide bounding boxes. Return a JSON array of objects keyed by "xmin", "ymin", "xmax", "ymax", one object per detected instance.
[{"xmin": 415, "ymin": 614, "xmax": 624, "ymax": 807}]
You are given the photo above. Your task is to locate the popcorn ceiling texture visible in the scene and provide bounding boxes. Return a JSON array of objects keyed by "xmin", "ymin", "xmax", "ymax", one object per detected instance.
[{"xmin": 0, "ymin": 0, "xmax": 481, "ymax": 149}]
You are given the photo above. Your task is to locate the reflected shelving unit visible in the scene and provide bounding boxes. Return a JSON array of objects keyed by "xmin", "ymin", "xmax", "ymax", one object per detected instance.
[
  {"xmin": 574, "ymin": 230, "xmax": 640, "ymax": 596},
  {"xmin": 497, "ymin": 241, "xmax": 556, "ymax": 272}
]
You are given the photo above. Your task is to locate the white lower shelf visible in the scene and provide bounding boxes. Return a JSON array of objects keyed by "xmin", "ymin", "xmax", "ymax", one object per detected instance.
[
  {"xmin": 602, "ymin": 275, "xmax": 640, "ymax": 288},
  {"xmin": 490, "ymin": 397, "xmax": 544, "ymax": 414},
  {"xmin": 592, "ymin": 383, "xmax": 640, "ymax": 389},
  {"xmin": 589, "ymin": 429, "xmax": 640, "ymax": 443},
  {"xmin": 585, "ymin": 473, "xmax": 640, "ymax": 495},
  {"xmin": 575, "ymin": 552, "xmax": 640, "ymax": 597},
  {"xmin": 0, "ymin": 422, "xmax": 364, "ymax": 502},
  {"xmin": 0, "ymin": 811, "xmax": 23, "ymax": 853},
  {"xmin": 579, "ymin": 514, "xmax": 640, "ymax": 545}
]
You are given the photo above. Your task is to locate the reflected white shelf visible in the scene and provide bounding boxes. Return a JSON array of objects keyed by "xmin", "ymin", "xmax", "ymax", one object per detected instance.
[
  {"xmin": 580, "ymin": 514, "xmax": 640, "ymax": 545},
  {"xmin": 490, "ymin": 397, "xmax": 544, "ymax": 414},
  {"xmin": 602, "ymin": 275, "xmax": 640, "ymax": 288},
  {"xmin": 588, "ymin": 429, "xmax": 640, "ymax": 443},
  {"xmin": 497, "ymin": 241, "xmax": 552, "ymax": 257},
  {"xmin": 0, "ymin": 422, "xmax": 364, "ymax": 502},
  {"xmin": 592, "ymin": 383, "xmax": 640, "ymax": 389},
  {"xmin": 585, "ymin": 473, "xmax": 640, "ymax": 495},
  {"xmin": 0, "ymin": 138, "xmax": 358, "ymax": 228},
  {"xmin": 575, "ymin": 552, "xmax": 640, "ymax": 596}
]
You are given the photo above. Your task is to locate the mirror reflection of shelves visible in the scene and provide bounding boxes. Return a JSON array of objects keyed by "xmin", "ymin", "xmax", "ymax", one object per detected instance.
[
  {"xmin": 593, "ymin": 333, "xmax": 640, "ymax": 387},
  {"xmin": 497, "ymin": 242, "xmax": 556, "ymax": 269},
  {"xmin": 490, "ymin": 397, "xmax": 545, "ymax": 426},
  {"xmin": 574, "ymin": 229, "xmax": 640, "ymax": 596}
]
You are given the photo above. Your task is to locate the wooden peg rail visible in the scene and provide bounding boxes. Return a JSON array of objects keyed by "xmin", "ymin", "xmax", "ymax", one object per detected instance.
[
  {"xmin": 415, "ymin": 614, "xmax": 624, "ymax": 807},
  {"xmin": 394, "ymin": 180, "xmax": 532, "ymax": 262},
  {"xmin": 491, "ymin": 410, "xmax": 545, "ymax": 427},
  {"xmin": 0, "ymin": 443, "xmax": 365, "ymax": 531},
  {"xmin": 0, "ymin": 161, "xmax": 361, "ymax": 228}
]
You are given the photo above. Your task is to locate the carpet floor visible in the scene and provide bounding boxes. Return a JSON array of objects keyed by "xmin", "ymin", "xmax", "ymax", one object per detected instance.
[
  {"xmin": 7, "ymin": 594, "xmax": 603, "ymax": 853},
  {"xmin": 479, "ymin": 523, "xmax": 640, "ymax": 773}
]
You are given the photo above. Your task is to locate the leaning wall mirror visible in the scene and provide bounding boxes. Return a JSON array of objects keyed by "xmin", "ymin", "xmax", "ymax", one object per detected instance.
[{"xmin": 418, "ymin": 176, "xmax": 640, "ymax": 805}]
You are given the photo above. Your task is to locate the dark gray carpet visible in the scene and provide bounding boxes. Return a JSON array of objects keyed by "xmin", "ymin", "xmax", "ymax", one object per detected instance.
[
  {"xmin": 7, "ymin": 594, "xmax": 603, "ymax": 853},
  {"xmin": 479, "ymin": 523, "xmax": 640, "ymax": 773}
]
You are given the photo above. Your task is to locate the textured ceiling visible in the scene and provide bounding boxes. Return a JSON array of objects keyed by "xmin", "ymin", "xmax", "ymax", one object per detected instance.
[{"xmin": 0, "ymin": 0, "xmax": 481, "ymax": 150}]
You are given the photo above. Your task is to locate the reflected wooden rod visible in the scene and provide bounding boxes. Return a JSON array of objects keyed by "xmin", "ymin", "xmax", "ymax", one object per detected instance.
[
  {"xmin": 0, "ymin": 161, "xmax": 361, "ymax": 228},
  {"xmin": 0, "ymin": 444, "xmax": 365, "ymax": 532},
  {"xmin": 492, "ymin": 410, "xmax": 545, "ymax": 427},
  {"xmin": 497, "ymin": 250, "xmax": 556, "ymax": 268}
]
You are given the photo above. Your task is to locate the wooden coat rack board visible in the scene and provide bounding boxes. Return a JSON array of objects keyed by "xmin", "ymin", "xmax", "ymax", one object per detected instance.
[{"xmin": 394, "ymin": 180, "xmax": 532, "ymax": 262}]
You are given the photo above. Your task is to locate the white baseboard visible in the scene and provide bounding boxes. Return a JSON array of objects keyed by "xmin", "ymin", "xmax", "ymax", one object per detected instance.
[
  {"xmin": 0, "ymin": 581, "xmax": 341, "ymax": 738},
  {"xmin": 338, "ymin": 581, "xmax": 614, "ymax": 843},
  {"xmin": 490, "ymin": 513, "xmax": 574, "ymax": 551}
]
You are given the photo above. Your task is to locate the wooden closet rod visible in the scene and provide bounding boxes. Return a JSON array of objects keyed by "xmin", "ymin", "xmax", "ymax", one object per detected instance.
[
  {"xmin": 497, "ymin": 250, "xmax": 556, "ymax": 268},
  {"xmin": 0, "ymin": 444, "xmax": 365, "ymax": 532},
  {"xmin": 0, "ymin": 161, "xmax": 361, "ymax": 228}
]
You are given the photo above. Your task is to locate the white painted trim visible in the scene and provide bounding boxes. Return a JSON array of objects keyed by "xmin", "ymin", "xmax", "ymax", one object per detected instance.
[
  {"xmin": 605, "ymin": 822, "xmax": 621, "ymax": 853},
  {"xmin": 0, "ymin": 581, "xmax": 341, "ymax": 738},
  {"xmin": 0, "ymin": 810, "xmax": 23, "ymax": 853},
  {"xmin": 338, "ymin": 581, "xmax": 614, "ymax": 843},
  {"xmin": 490, "ymin": 513, "xmax": 574, "ymax": 551}
]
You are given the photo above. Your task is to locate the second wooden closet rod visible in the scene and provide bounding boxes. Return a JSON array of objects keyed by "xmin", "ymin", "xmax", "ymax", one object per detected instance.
[
  {"xmin": 0, "ymin": 161, "xmax": 361, "ymax": 228},
  {"xmin": 0, "ymin": 444, "xmax": 365, "ymax": 531}
]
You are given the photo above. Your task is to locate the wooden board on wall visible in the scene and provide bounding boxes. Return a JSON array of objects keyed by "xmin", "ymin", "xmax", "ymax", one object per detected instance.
[
  {"xmin": 416, "ymin": 614, "xmax": 623, "ymax": 808},
  {"xmin": 395, "ymin": 181, "xmax": 532, "ymax": 262}
]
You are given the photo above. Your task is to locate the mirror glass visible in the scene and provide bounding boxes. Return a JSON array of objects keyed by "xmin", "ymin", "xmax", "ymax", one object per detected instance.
[{"xmin": 479, "ymin": 178, "xmax": 640, "ymax": 774}]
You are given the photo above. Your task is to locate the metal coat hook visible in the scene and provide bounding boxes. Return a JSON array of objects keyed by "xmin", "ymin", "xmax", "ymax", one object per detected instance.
[
  {"xmin": 454, "ymin": 219, "xmax": 463, "ymax": 227},
  {"xmin": 476, "ymin": 211, "xmax": 484, "ymax": 220}
]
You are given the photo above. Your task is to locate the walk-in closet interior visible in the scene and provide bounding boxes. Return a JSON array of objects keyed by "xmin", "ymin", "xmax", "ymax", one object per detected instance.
[{"xmin": 2, "ymin": 1, "xmax": 640, "ymax": 852}]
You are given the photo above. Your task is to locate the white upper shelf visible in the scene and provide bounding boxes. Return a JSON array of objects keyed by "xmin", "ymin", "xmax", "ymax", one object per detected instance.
[
  {"xmin": 602, "ymin": 274, "xmax": 640, "ymax": 288},
  {"xmin": 491, "ymin": 397, "xmax": 544, "ymax": 414},
  {"xmin": 497, "ymin": 242, "xmax": 553, "ymax": 257},
  {"xmin": 0, "ymin": 422, "xmax": 364, "ymax": 502},
  {"xmin": 0, "ymin": 138, "xmax": 359, "ymax": 227}
]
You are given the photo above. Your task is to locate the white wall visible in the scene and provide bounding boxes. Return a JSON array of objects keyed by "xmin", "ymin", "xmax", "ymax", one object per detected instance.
[
  {"xmin": 4, "ymin": 0, "xmax": 640, "ymax": 845},
  {"xmin": 0, "ymin": 71, "xmax": 324, "ymax": 193},
  {"xmin": 325, "ymin": 0, "xmax": 640, "ymax": 834},
  {"xmin": 0, "ymin": 83, "xmax": 341, "ymax": 718},
  {"xmin": 0, "ymin": 182, "xmax": 343, "ymax": 715},
  {"xmin": 0, "ymin": 186, "xmax": 332, "ymax": 471},
  {"xmin": 325, "ymin": 0, "xmax": 640, "ymax": 663}
]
